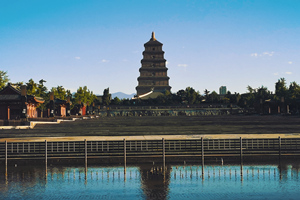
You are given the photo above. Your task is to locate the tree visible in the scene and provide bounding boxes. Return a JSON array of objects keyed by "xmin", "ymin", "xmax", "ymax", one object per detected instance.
[
  {"xmin": 73, "ymin": 86, "xmax": 97, "ymax": 106},
  {"xmin": 36, "ymin": 79, "xmax": 47, "ymax": 96},
  {"xmin": 155, "ymin": 90, "xmax": 173, "ymax": 105},
  {"xmin": 112, "ymin": 97, "xmax": 121, "ymax": 105},
  {"xmin": 275, "ymin": 78, "xmax": 288, "ymax": 100},
  {"xmin": 247, "ymin": 86, "xmax": 254, "ymax": 94},
  {"xmin": 102, "ymin": 88, "xmax": 111, "ymax": 106},
  {"xmin": 243, "ymin": 86, "xmax": 255, "ymax": 107},
  {"xmin": 35, "ymin": 79, "xmax": 47, "ymax": 97},
  {"xmin": 256, "ymin": 86, "xmax": 270, "ymax": 101},
  {"xmin": 204, "ymin": 89, "xmax": 210, "ymax": 101},
  {"xmin": 25, "ymin": 78, "xmax": 48, "ymax": 98},
  {"xmin": 11, "ymin": 82, "xmax": 24, "ymax": 90},
  {"xmin": 35, "ymin": 80, "xmax": 48, "ymax": 115},
  {"xmin": 51, "ymin": 86, "xmax": 67, "ymax": 100},
  {"xmin": 209, "ymin": 91, "xmax": 219, "ymax": 103},
  {"xmin": 176, "ymin": 89, "xmax": 187, "ymax": 103},
  {"xmin": 289, "ymin": 81, "xmax": 300, "ymax": 99},
  {"xmin": 288, "ymin": 81, "xmax": 300, "ymax": 113},
  {"xmin": 185, "ymin": 87, "xmax": 198, "ymax": 104},
  {"xmin": 26, "ymin": 79, "xmax": 38, "ymax": 95},
  {"xmin": 0, "ymin": 71, "xmax": 9, "ymax": 90}
]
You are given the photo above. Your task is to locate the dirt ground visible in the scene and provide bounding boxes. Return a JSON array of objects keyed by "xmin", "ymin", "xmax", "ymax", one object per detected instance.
[{"xmin": 1, "ymin": 115, "xmax": 300, "ymax": 139}]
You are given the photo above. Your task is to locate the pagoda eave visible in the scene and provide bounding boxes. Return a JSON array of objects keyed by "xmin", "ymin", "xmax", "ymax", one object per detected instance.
[
  {"xmin": 144, "ymin": 41, "xmax": 163, "ymax": 46},
  {"xmin": 139, "ymin": 67, "xmax": 168, "ymax": 72},
  {"xmin": 141, "ymin": 59, "xmax": 166, "ymax": 63},
  {"xmin": 143, "ymin": 51, "xmax": 165, "ymax": 55},
  {"xmin": 137, "ymin": 77, "xmax": 170, "ymax": 81}
]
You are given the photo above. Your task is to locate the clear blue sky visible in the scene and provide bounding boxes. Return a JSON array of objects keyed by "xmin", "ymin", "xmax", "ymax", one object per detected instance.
[{"xmin": 1, "ymin": 0, "xmax": 300, "ymax": 95}]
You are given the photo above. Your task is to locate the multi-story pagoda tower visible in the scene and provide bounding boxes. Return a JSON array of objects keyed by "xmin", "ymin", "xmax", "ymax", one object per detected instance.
[{"xmin": 136, "ymin": 32, "xmax": 171, "ymax": 97}]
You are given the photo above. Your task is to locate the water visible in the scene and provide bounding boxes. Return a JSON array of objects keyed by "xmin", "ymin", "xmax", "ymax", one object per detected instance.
[{"xmin": 0, "ymin": 160, "xmax": 300, "ymax": 199}]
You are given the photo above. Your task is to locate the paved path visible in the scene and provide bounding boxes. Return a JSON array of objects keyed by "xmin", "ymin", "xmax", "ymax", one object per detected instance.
[{"xmin": 1, "ymin": 133, "xmax": 300, "ymax": 142}]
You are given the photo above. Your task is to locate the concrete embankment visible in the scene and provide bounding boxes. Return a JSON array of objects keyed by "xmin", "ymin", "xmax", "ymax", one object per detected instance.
[
  {"xmin": 1, "ymin": 115, "xmax": 300, "ymax": 139},
  {"xmin": 0, "ymin": 116, "xmax": 97, "ymax": 130}
]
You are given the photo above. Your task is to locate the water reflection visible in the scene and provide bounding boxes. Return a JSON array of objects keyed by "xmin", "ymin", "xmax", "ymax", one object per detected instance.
[
  {"xmin": 1, "ymin": 159, "xmax": 300, "ymax": 199},
  {"xmin": 140, "ymin": 165, "xmax": 170, "ymax": 200}
]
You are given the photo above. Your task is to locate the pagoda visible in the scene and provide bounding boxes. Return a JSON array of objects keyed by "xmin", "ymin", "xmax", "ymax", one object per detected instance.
[{"xmin": 135, "ymin": 32, "xmax": 171, "ymax": 98}]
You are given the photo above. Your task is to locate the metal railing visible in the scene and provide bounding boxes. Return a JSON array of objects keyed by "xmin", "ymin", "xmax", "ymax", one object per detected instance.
[{"xmin": 1, "ymin": 138, "xmax": 300, "ymax": 162}]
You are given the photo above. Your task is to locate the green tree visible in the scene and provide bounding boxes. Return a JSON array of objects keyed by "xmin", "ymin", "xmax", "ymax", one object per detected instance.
[
  {"xmin": 74, "ymin": 86, "xmax": 97, "ymax": 105},
  {"xmin": 176, "ymin": 89, "xmax": 187, "ymax": 103},
  {"xmin": 34, "ymin": 79, "xmax": 47, "ymax": 98},
  {"xmin": 289, "ymin": 81, "xmax": 300, "ymax": 100},
  {"xmin": 242, "ymin": 86, "xmax": 255, "ymax": 107},
  {"xmin": 185, "ymin": 87, "xmax": 198, "ymax": 104},
  {"xmin": 36, "ymin": 80, "xmax": 48, "ymax": 114},
  {"xmin": 204, "ymin": 89, "xmax": 210, "ymax": 102},
  {"xmin": 288, "ymin": 81, "xmax": 300, "ymax": 113},
  {"xmin": 275, "ymin": 78, "xmax": 288, "ymax": 100},
  {"xmin": 36, "ymin": 79, "xmax": 47, "ymax": 97},
  {"xmin": 0, "ymin": 71, "xmax": 9, "ymax": 90},
  {"xmin": 112, "ymin": 97, "xmax": 121, "ymax": 105},
  {"xmin": 26, "ymin": 79, "xmax": 48, "ymax": 98},
  {"xmin": 209, "ymin": 91, "xmax": 219, "ymax": 103},
  {"xmin": 156, "ymin": 90, "xmax": 173, "ymax": 105},
  {"xmin": 51, "ymin": 86, "xmax": 67, "ymax": 100},
  {"xmin": 256, "ymin": 86, "xmax": 271, "ymax": 101},
  {"xmin": 102, "ymin": 88, "xmax": 111, "ymax": 106},
  {"xmin": 11, "ymin": 82, "xmax": 24, "ymax": 90},
  {"xmin": 26, "ymin": 79, "xmax": 38, "ymax": 95},
  {"xmin": 74, "ymin": 86, "xmax": 86, "ymax": 104},
  {"xmin": 247, "ymin": 86, "xmax": 254, "ymax": 94}
]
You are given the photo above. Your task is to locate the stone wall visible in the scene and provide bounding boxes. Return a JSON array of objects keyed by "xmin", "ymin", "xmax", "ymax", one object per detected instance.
[{"xmin": 97, "ymin": 108, "xmax": 244, "ymax": 117}]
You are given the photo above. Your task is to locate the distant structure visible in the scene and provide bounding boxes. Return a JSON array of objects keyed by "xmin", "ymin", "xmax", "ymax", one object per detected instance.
[
  {"xmin": 0, "ymin": 83, "xmax": 44, "ymax": 120},
  {"xmin": 135, "ymin": 32, "xmax": 171, "ymax": 99},
  {"xmin": 219, "ymin": 86, "xmax": 227, "ymax": 95}
]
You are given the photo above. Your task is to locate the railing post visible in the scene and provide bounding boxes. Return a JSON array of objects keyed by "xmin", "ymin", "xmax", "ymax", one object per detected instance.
[
  {"xmin": 240, "ymin": 137, "xmax": 243, "ymax": 164},
  {"xmin": 162, "ymin": 138, "xmax": 165, "ymax": 170},
  {"xmin": 5, "ymin": 140, "xmax": 8, "ymax": 168},
  {"xmin": 45, "ymin": 140, "xmax": 47, "ymax": 166},
  {"xmin": 85, "ymin": 139, "xmax": 87, "ymax": 167},
  {"xmin": 5, "ymin": 140, "xmax": 8, "ymax": 182},
  {"xmin": 45, "ymin": 140, "xmax": 48, "ymax": 178},
  {"xmin": 201, "ymin": 137, "xmax": 204, "ymax": 165},
  {"xmin": 201, "ymin": 137, "xmax": 204, "ymax": 177},
  {"xmin": 124, "ymin": 139, "xmax": 126, "ymax": 173},
  {"xmin": 278, "ymin": 137, "xmax": 282, "ymax": 180},
  {"xmin": 279, "ymin": 137, "xmax": 281, "ymax": 159},
  {"xmin": 84, "ymin": 139, "xmax": 87, "ymax": 182}
]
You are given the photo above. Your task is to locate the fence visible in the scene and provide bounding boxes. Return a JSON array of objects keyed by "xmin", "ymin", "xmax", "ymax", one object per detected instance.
[{"xmin": 1, "ymin": 138, "xmax": 300, "ymax": 164}]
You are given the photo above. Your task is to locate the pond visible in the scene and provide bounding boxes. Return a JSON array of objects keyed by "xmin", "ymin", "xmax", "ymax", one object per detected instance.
[{"xmin": 0, "ymin": 159, "xmax": 299, "ymax": 199}]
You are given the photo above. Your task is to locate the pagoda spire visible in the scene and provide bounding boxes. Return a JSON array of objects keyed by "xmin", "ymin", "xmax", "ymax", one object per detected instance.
[{"xmin": 151, "ymin": 31, "xmax": 156, "ymax": 41}]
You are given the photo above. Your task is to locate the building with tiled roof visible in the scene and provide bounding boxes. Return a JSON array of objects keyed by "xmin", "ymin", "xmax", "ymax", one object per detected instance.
[
  {"xmin": 135, "ymin": 32, "xmax": 171, "ymax": 99},
  {"xmin": 0, "ymin": 83, "xmax": 44, "ymax": 120}
]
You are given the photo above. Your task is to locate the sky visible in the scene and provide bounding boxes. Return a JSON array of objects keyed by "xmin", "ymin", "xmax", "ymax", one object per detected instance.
[{"xmin": 1, "ymin": 0, "xmax": 300, "ymax": 96}]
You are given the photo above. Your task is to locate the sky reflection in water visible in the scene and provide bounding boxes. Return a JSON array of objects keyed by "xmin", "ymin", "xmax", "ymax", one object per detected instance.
[{"xmin": 0, "ymin": 161, "xmax": 300, "ymax": 200}]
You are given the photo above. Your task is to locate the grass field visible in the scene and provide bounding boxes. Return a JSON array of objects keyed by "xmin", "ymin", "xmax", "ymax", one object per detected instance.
[{"xmin": 1, "ymin": 115, "xmax": 300, "ymax": 138}]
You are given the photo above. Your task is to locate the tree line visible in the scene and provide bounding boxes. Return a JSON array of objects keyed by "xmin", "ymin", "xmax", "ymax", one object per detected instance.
[
  {"xmin": 1, "ymin": 70, "xmax": 300, "ymax": 113},
  {"xmin": 0, "ymin": 71, "xmax": 98, "ymax": 111}
]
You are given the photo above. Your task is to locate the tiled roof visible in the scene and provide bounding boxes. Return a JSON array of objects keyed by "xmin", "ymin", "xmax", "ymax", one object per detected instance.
[{"xmin": 0, "ymin": 95, "xmax": 21, "ymax": 101}]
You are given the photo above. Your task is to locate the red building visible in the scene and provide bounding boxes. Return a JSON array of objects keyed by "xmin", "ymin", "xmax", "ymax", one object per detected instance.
[
  {"xmin": 54, "ymin": 99, "xmax": 67, "ymax": 117},
  {"xmin": 0, "ymin": 83, "xmax": 44, "ymax": 120},
  {"xmin": 71, "ymin": 102, "xmax": 86, "ymax": 116},
  {"xmin": 46, "ymin": 92, "xmax": 71, "ymax": 118}
]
